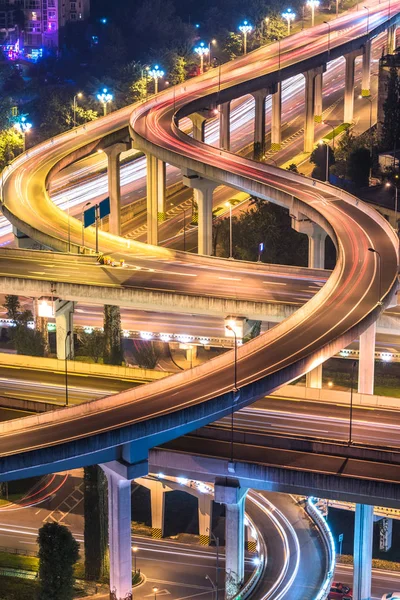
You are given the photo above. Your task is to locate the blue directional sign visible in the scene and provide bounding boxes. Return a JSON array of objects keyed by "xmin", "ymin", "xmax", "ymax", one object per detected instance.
[
  {"xmin": 84, "ymin": 206, "xmax": 96, "ymax": 228},
  {"xmin": 259, "ymin": 242, "xmax": 264, "ymax": 252},
  {"xmin": 99, "ymin": 197, "xmax": 110, "ymax": 220}
]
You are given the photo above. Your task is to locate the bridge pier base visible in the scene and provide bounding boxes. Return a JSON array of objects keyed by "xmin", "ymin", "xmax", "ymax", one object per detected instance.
[
  {"xmin": 306, "ymin": 364, "xmax": 322, "ymax": 389},
  {"xmin": 252, "ymin": 89, "xmax": 268, "ymax": 160},
  {"xmin": 198, "ymin": 492, "xmax": 213, "ymax": 545},
  {"xmin": 55, "ymin": 299, "xmax": 75, "ymax": 360},
  {"xmin": 219, "ymin": 102, "xmax": 231, "ymax": 151},
  {"xmin": 314, "ymin": 72, "xmax": 323, "ymax": 123},
  {"xmin": 361, "ymin": 41, "xmax": 371, "ymax": 97},
  {"xmin": 304, "ymin": 67, "xmax": 324, "ymax": 153},
  {"xmin": 358, "ymin": 321, "xmax": 376, "ymax": 395},
  {"xmin": 182, "ymin": 173, "xmax": 217, "ymax": 255},
  {"xmin": 150, "ymin": 481, "xmax": 166, "ymax": 539},
  {"xmin": 271, "ymin": 82, "xmax": 282, "ymax": 151},
  {"xmin": 353, "ymin": 503, "xmax": 373, "ymax": 600},
  {"xmin": 344, "ymin": 52, "xmax": 357, "ymax": 124},
  {"xmin": 215, "ymin": 478, "xmax": 247, "ymax": 599},
  {"xmin": 103, "ymin": 142, "xmax": 130, "ymax": 237},
  {"xmin": 146, "ymin": 155, "xmax": 166, "ymax": 244}
]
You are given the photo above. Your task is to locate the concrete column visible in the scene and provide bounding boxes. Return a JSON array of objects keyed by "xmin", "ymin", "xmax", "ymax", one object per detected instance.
[
  {"xmin": 387, "ymin": 25, "xmax": 396, "ymax": 54},
  {"xmin": 245, "ymin": 521, "xmax": 257, "ymax": 553},
  {"xmin": 219, "ymin": 101, "xmax": 231, "ymax": 150},
  {"xmin": 182, "ymin": 174, "xmax": 217, "ymax": 255},
  {"xmin": 102, "ymin": 466, "xmax": 133, "ymax": 600},
  {"xmin": 306, "ymin": 364, "xmax": 322, "ymax": 388},
  {"xmin": 103, "ymin": 142, "xmax": 129, "ymax": 237},
  {"xmin": 361, "ymin": 41, "xmax": 371, "ymax": 97},
  {"xmin": 252, "ymin": 89, "xmax": 267, "ymax": 160},
  {"xmin": 55, "ymin": 299, "xmax": 74, "ymax": 360},
  {"xmin": 215, "ymin": 478, "xmax": 248, "ymax": 599},
  {"xmin": 150, "ymin": 482, "xmax": 165, "ymax": 539},
  {"xmin": 292, "ymin": 219, "xmax": 326, "ymax": 268},
  {"xmin": 304, "ymin": 68, "xmax": 322, "ymax": 153},
  {"xmin": 198, "ymin": 493, "xmax": 213, "ymax": 545},
  {"xmin": 353, "ymin": 503, "xmax": 373, "ymax": 600},
  {"xmin": 358, "ymin": 321, "xmax": 376, "ymax": 394},
  {"xmin": 379, "ymin": 517, "xmax": 393, "ymax": 552},
  {"xmin": 190, "ymin": 113, "xmax": 207, "ymax": 142},
  {"xmin": 344, "ymin": 52, "xmax": 357, "ymax": 124},
  {"xmin": 314, "ymin": 72, "xmax": 323, "ymax": 123},
  {"xmin": 271, "ymin": 82, "xmax": 282, "ymax": 151},
  {"xmin": 146, "ymin": 155, "xmax": 166, "ymax": 245}
]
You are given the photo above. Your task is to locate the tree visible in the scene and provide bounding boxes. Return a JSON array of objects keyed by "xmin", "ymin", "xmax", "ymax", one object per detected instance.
[
  {"xmin": 131, "ymin": 76, "xmax": 148, "ymax": 102},
  {"xmin": 37, "ymin": 522, "xmax": 80, "ymax": 600},
  {"xmin": 131, "ymin": 340, "xmax": 161, "ymax": 369},
  {"xmin": 310, "ymin": 143, "xmax": 335, "ymax": 181},
  {"xmin": 84, "ymin": 466, "xmax": 109, "ymax": 581},
  {"xmin": 77, "ymin": 328, "xmax": 105, "ymax": 363},
  {"xmin": 168, "ymin": 53, "xmax": 187, "ymax": 85},
  {"xmin": 347, "ymin": 147, "xmax": 370, "ymax": 188},
  {"xmin": 4, "ymin": 295, "xmax": 46, "ymax": 356},
  {"xmin": 103, "ymin": 305, "xmax": 123, "ymax": 365},
  {"xmin": 222, "ymin": 32, "xmax": 242, "ymax": 60},
  {"xmin": 287, "ymin": 163, "xmax": 299, "ymax": 173},
  {"xmin": 381, "ymin": 66, "xmax": 400, "ymax": 153},
  {"xmin": 0, "ymin": 128, "xmax": 23, "ymax": 171},
  {"xmin": 266, "ymin": 15, "xmax": 287, "ymax": 41}
]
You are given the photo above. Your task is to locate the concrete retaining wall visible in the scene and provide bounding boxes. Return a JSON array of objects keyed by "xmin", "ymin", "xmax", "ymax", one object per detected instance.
[{"xmin": 271, "ymin": 384, "xmax": 400, "ymax": 409}]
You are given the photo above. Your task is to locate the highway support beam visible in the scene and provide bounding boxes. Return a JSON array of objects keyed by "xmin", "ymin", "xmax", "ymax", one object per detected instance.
[
  {"xmin": 387, "ymin": 25, "xmax": 397, "ymax": 54},
  {"xmin": 353, "ymin": 504, "xmax": 373, "ymax": 600},
  {"xmin": 198, "ymin": 492, "xmax": 213, "ymax": 545},
  {"xmin": 314, "ymin": 72, "xmax": 323, "ymax": 123},
  {"xmin": 252, "ymin": 89, "xmax": 268, "ymax": 160},
  {"xmin": 304, "ymin": 66, "xmax": 325, "ymax": 153},
  {"xmin": 219, "ymin": 101, "xmax": 231, "ymax": 150},
  {"xmin": 361, "ymin": 41, "xmax": 371, "ymax": 97},
  {"xmin": 291, "ymin": 218, "xmax": 326, "ymax": 269},
  {"xmin": 215, "ymin": 478, "xmax": 248, "ymax": 599},
  {"xmin": 103, "ymin": 142, "xmax": 130, "ymax": 237},
  {"xmin": 55, "ymin": 299, "xmax": 75, "ymax": 360},
  {"xmin": 146, "ymin": 155, "xmax": 166, "ymax": 245},
  {"xmin": 182, "ymin": 172, "xmax": 217, "ymax": 255},
  {"xmin": 358, "ymin": 321, "xmax": 376, "ymax": 395},
  {"xmin": 101, "ymin": 460, "xmax": 148, "ymax": 600},
  {"xmin": 271, "ymin": 82, "xmax": 282, "ymax": 151},
  {"xmin": 344, "ymin": 51, "xmax": 359, "ymax": 124}
]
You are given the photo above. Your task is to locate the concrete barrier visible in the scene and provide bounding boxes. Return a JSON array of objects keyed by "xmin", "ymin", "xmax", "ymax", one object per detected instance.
[
  {"xmin": 0, "ymin": 352, "xmax": 173, "ymax": 382},
  {"xmin": 271, "ymin": 384, "xmax": 400, "ymax": 409}
]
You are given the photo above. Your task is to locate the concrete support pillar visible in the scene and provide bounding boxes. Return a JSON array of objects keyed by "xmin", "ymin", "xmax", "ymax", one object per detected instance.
[
  {"xmin": 198, "ymin": 493, "xmax": 213, "ymax": 545},
  {"xmin": 55, "ymin": 299, "xmax": 75, "ymax": 360},
  {"xmin": 150, "ymin": 482, "xmax": 165, "ymax": 539},
  {"xmin": 314, "ymin": 72, "xmax": 323, "ymax": 123},
  {"xmin": 103, "ymin": 142, "xmax": 129, "ymax": 237},
  {"xmin": 292, "ymin": 219, "xmax": 326, "ymax": 268},
  {"xmin": 304, "ymin": 67, "xmax": 324, "ymax": 153},
  {"xmin": 245, "ymin": 521, "xmax": 257, "ymax": 553},
  {"xmin": 252, "ymin": 89, "xmax": 268, "ymax": 160},
  {"xmin": 379, "ymin": 517, "xmax": 393, "ymax": 552},
  {"xmin": 353, "ymin": 503, "xmax": 373, "ymax": 600},
  {"xmin": 271, "ymin": 82, "xmax": 282, "ymax": 151},
  {"xmin": 190, "ymin": 113, "xmax": 207, "ymax": 142},
  {"xmin": 146, "ymin": 155, "xmax": 166, "ymax": 245},
  {"xmin": 182, "ymin": 174, "xmax": 217, "ymax": 255},
  {"xmin": 387, "ymin": 25, "xmax": 397, "ymax": 54},
  {"xmin": 344, "ymin": 52, "xmax": 357, "ymax": 124},
  {"xmin": 12, "ymin": 226, "xmax": 35, "ymax": 249},
  {"xmin": 102, "ymin": 466, "xmax": 133, "ymax": 600},
  {"xmin": 219, "ymin": 102, "xmax": 231, "ymax": 150},
  {"xmin": 361, "ymin": 41, "xmax": 371, "ymax": 97},
  {"xmin": 215, "ymin": 478, "xmax": 248, "ymax": 599},
  {"xmin": 358, "ymin": 321, "xmax": 376, "ymax": 394},
  {"xmin": 306, "ymin": 364, "xmax": 322, "ymax": 388}
]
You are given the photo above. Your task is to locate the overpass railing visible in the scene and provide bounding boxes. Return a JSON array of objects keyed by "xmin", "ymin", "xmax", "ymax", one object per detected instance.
[{"xmin": 306, "ymin": 497, "xmax": 336, "ymax": 600}]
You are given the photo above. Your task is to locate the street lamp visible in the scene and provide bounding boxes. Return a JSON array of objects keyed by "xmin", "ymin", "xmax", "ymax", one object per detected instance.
[
  {"xmin": 323, "ymin": 121, "xmax": 335, "ymax": 150},
  {"xmin": 207, "ymin": 530, "xmax": 220, "ymax": 600},
  {"xmin": 96, "ymin": 88, "xmax": 113, "ymax": 116},
  {"xmin": 307, "ymin": 0, "xmax": 320, "ymax": 27},
  {"xmin": 348, "ymin": 360, "xmax": 357, "ymax": 445},
  {"xmin": 363, "ymin": 6, "xmax": 370, "ymax": 34},
  {"xmin": 153, "ymin": 587, "xmax": 158, "ymax": 600},
  {"xmin": 14, "ymin": 116, "xmax": 32, "ymax": 152},
  {"xmin": 225, "ymin": 324, "xmax": 238, "ymax": 467},
  {"xmin": 132, "ymin": 546, "xmax": 138, "ymax": 573},
  {"xmin": 386, "ymin": 181, "xmax": 399, "ymax": 228},
  {"xmin": 73, "ymin": 92, "xmax": 83, "ymax": 128},
  {"xmin": 323, "ymin": 21, "xmax": 331, "ymax": 55},
  {"xmin": 318, "ymin": 139, "xmax": 330, "ymax": 182},
  {"xmin": 209, "ymin": 39, "xmax": 217, "ymax": 66},
  {"xmin": 65, "ymin": 330, "xmax": 72, "ymax": 407},
  {"xmin": 194, "ymin": 42, "xmax": 209, "ymax": 74},
  {"xmin": 238, "ymin": 21, "xmax": 253, "ymax": 55},
  {"xmin": 282, "ymin": 9, "xmax": 296, "ymax": 35},
  {"xmin": 368, "ymin": 247, "xmax": 383, "ymax": 306},
  {"xmin": 149, "ymin": 65, "xmax": 165, "ymax": 95},
  {"xmin": 225, "ymin": 201, "xmax": 233, "ymax": 259},
  {"xmin": 205, "ymin": 574, "xmax": 217, "ymax": 599}
]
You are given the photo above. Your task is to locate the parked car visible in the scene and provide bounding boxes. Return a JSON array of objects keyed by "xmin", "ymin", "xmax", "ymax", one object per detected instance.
[
  {"xmin": 328, "ymin": 582, "xmax": 352, "ymax": 600},
  {"xmin": 382, "ymin": 594, "xmax": 400, "ymax": 599}
]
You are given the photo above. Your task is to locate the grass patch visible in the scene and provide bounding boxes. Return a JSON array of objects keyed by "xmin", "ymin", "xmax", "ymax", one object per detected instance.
[
  {"xmin": 322, "ymin": 123, "xmax": 351, "ymax": 142},
  {"xmin": 0, "ymin": 552, "xmax": 38, "ymax": 572},
  {"xmin": 0, "ymin": 576, "xmax": 39, "ymax": 600},
  {"xmin": 338, "ymin": 554, "xmax": 400, "ymax": 572}
]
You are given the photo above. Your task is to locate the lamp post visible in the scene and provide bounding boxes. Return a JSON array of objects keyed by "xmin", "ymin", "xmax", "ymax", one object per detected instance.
[
  {"xmin": 65, "ymin": 330, "xmax": 72, "ymax": 407},
  {"xmin": 264, "ymin": 16, "xmax": 270, "ymax": 38},
  {"xmin": 225, "ymin": 324, "xmax": 238, "ymax": 466},
  {"xmin": 318, "ymin": 140, "xmax": 330, "ymax": 182},
  {"xmin": 73, "ymin": 92, "xmax": 83, "ymax": 128},
  {"xmin": 14, "ymin": 116, "xmax": 32, "ymax": 152},
  {"xmin": 323, "ymin": 121, "xmax": 335, "ymax": 150},
  {"xmin": 153, "ymin": 587, "xmax": 158, "ymax": 600},
  {"xmin": 96, "ymin": 88, "xmax": 113, "ymax": 116},
  {"xmin": 323, "ymin": 21, "xmax": 331, "ymax": 55},
  {"xmin": 368, "ymin": 247, "xmax": 382, "ymax": 306},
  {"xmin": 225, "ymin": 201, "xmax": 233, "ymax": 259},
  {"xmin": 149, "ymin": 65, "xmax": 165, "ymax": 95},
  {"xmin": 209, "ymin": 39, "xmax": 217, "ymax": 66},
  {"xmin": 205, "ymin": 574, "xmax": 217, "ymax": 600},
  {"xmin": 306, "ymin": 0, "xmax": 320, "ymax": 27},
  {"xmin": 348, "ymin": 360, "xmax": 357, "ymax": 445},
  {"xmin": 239, "ymin": 21, "xmax": 253, "ymax": 55},
  {"xmin": 207, "ymin": 530, "xmax": 220, "ymax": 600},
  {"xmin": 363, "ymin": 5, "xmax": 370, "ymax": 34},
  {"xmin": 282, "ymin": 9, "xmax": 296, "ymax": 35},
  {"xmin": 386, "ymin": 181, "xmax": 399, "ymax": 228},
  {"xmin": 194, "ymin": 42, "xmax": 209, "ymax": 74},
  {"xmin": 132, "ymin": 546, "xmax": 138, "ymax": 573}
]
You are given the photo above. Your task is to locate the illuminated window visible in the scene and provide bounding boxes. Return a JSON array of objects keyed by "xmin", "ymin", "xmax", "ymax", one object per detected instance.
[{"xmin": 31, "ymin": 11, "xmax": 37, "ymax": 20}]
